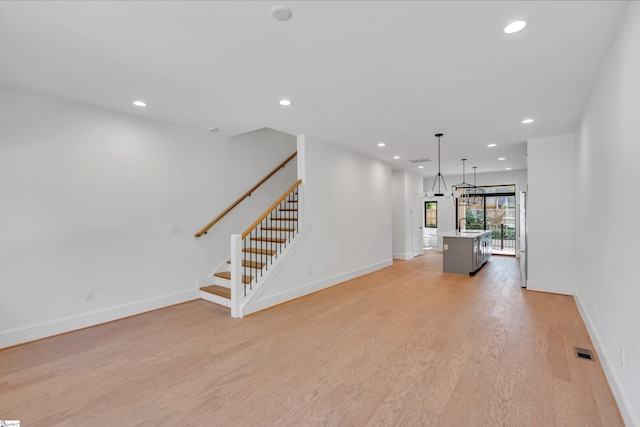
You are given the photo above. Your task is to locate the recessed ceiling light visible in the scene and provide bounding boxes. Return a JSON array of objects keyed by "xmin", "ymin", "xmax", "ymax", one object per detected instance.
[
  {"xmin": 271, "ymin": 5, "xmax": 293, "ymax": 21},
  {"xmin": 506, "ymin": 167, "xmax": 512, "ymax": 170},
  {"xmin": 377, "ymin": 142, "xmax": 386, "ymax": 147},
  {"xmin": 504, "ymin": 20, "xmax": 527, "ymax": 34},
  {"xmin": 393, "ymin": 155, "xmax": 400, "ymax": 159},
  {"xmin": 487, "ymin": 143, "xmax": 497, "ymax": 148},
  {"xmin": 521, "ymin": 118, "xmax": 534, "ymax": 124},
  {"xmin": 279, "ymin": 99, "xmax": 292, "ymax": 106},
  {"xmin": 418, "ymin": 165, "xmax": 424, "ymax": 169},
  {"xmin": 498, "ymin": 157, "xmax": 506, "ymax": 161},
  {"xmin": 133, "ymin": 100, "xmax": 147, "ymax": 107},
  {"xmin": 208, "ymin": 127, "xmax": 219, "ymax": 132}
]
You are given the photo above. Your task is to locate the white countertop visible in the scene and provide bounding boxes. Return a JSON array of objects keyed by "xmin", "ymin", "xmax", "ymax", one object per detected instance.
[{"xmin": 440, "ymin": 230, "xmax": 492, "ymax": 239}]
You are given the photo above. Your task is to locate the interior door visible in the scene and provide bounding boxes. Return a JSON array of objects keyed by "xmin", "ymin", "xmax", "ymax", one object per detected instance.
[{"xmin": 412, "ymin": 196, "xmax": 424, "ymax": 257}]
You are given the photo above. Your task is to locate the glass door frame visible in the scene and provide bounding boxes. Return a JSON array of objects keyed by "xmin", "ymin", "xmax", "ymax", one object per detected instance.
[{"xmin": 455, "ymin": 185, "xmax": 517, "ymax": 255}]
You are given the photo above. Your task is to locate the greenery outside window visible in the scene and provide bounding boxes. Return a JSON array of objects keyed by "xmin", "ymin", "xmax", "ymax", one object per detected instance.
[{"xmin": 425, "ymin": 201, "xmax": 437, "ymax": 228}]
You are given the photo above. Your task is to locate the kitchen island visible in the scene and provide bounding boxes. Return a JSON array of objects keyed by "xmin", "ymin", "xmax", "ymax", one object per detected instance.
[{"xmin": 441, "ymin": 230, "xmax": 492, "ymax": 275}]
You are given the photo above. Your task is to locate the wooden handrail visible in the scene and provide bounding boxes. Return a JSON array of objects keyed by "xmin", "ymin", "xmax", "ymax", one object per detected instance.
[
  {"xmin": 194, "ymin": 152, "xmax": 298, "ymax": 237},
  {"xmin": 242, "ymin": 180, "xmax": 302, "ymax": 239}
]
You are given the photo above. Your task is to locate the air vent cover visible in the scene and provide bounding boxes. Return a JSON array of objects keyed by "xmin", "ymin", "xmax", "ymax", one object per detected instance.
[
  {"xmin": 409, "ymin": 158, "xmax": 433, "ymax": 164},
  {"xmin": 574, "ymin": 347, "xmax": 595, "ymax": 361}
]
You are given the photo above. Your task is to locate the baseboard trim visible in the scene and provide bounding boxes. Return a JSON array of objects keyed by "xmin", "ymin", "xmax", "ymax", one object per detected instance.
[
  {"xmin": 392, "ymin": 252, "xmax": 413, "ymax": 261},
  {"xmin": 0, "ymin": 289, "xmax": 199, "ymax": 349},
  {"xmin": 243, "ymin": 258, "xmax": 393, "ymax": 316},
  {"xmin": 526, "ymin": 280, "xmax": 575, "ymax": 295},
  {"xmin": 574, "ymin": 290, "xmax": 639, "ymax": 427}
]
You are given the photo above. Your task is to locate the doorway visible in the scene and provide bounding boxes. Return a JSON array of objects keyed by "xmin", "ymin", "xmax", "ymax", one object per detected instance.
[
  {"xmin": 411, "ymin": 196, "xmax": 425, "ymax": 257},
  {"xmin": 424, "ymin": 201, "xmax": 438, "ymax": 248},
  {"xmin": 455, "ymin": 185, "xmax": 516, "ymax": 255}
]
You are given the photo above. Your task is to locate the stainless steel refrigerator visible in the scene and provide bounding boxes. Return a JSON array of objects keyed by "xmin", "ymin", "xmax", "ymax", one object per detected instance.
[{"xmin": 519, "ymin": 191, "xmax": 527, "ymax": 288}]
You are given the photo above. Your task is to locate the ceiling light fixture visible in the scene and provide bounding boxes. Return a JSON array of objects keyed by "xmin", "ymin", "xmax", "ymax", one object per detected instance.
[
  {"xmin": 393, "ymin": 155, "xmax": 400, "ymax": 159},
  {"xmin": 208, "ymin": 127, "xmax": 219, "ymax": 132},
  {"xmin": 487, "ymin": 143, "xmax": 497, "ymax": 147},
  {"xmin": 498, "ymin": 157, "xmax": 506, "ymax": 161},
  {"xmin": 418, "ymin": 165, "xmax": 424, "ymax": 169},
  {"xmin": 504, "ymin": 20, "xmax": 527, "ymax": 34},
  {"xmin": 279, "ymin": 99, "xmax": 292, "ymax": 106},
  {"xmin": 378, "ymin": 142, "xmax": 386, "ymax": 147},
  {"xmin": 506, "ymin": 167, "xmax": 512, "ymax": 170},
  {"xmin": 426, "ymin": 133, "xmax": 450, "ymax": 199},
  {"xmin": 271, "ymin": 5, "xmax": 293, "ymax": 21},
  {"xmin": 471, "ymin": 166, "xmax": 486, "ymax": 204},
  {"xmin": 521, "ymin": 118, "xmax": 534, "ymax": 124},
  {"xmin": 453, "ymin": 160, "xmax": 484, "ymax": 207},
  {"xmin": 133, "ymin": 100, "xmax": 147, "ymax": 107}
]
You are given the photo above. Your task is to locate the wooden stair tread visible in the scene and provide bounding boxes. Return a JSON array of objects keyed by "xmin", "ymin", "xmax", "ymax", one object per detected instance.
[
  {"xmin": 243, "ymin": 247, "xmax": 276, "ymax": 255},
  {"xmin": 270, "ymin": 217, "xmax": 298, "ymax": 221},
  {"xmin": 227, "ymin": 259, "xmax": 266, "ymax": 269},
  {"xmin": 278, "ymin": 208, "xmax": 298, "ymax": 212},
  {"xmin": 251, "ymin": 236, "xmax": 287, "ymax": 243},
  {"xmin": 214, "ymin": 271, "xmax": 253, "ymax": 284},
  {"xmin": 261, "ymin": 227, "xmax": 295, "ymax": 232},
  {"xmin": 200, "ymin": 285, "xmax": 231, "ymax": 299}
]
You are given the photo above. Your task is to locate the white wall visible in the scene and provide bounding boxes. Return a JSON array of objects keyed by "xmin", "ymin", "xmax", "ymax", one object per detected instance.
[
  {"xmin": 574, "ymin": 3, "xmax": 640, "ymax": 425},
  {"xmin": 391, "ymin": 170, "xmax": 407, "ymax": 259},
  {"xmin": 242, "ymin": 135, "xmax": 392, "ymax": 314},
  {"xmin": 0, "ymin": 85, "xmax": 297, "ymax": 347},
  {"xmin": 424, "ymin": 169, "xmax": 527, "ymax": 251},
  {"xmin": 526, "ymin": 134, "xmax": 575, "ymax": 295},
  {"xmin": 392, "ymin": 169, "xmax": 423, "ymax": 260}
]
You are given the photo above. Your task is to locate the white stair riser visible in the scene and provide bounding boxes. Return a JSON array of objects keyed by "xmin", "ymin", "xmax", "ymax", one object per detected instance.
[
  {"xmin": 200, "ymin": 290, "xmax": 232, "ymax": 307},
  {"xmin": 213, "ymin": 277, "xmax": 232, "ymax": 287},
  {"xmin": 247, "ymin": 240, "xmax": 295, "ymax": 250},
  {"xmin": 223, "ymin": 263, "xmax": 268, "ymax": 275}
]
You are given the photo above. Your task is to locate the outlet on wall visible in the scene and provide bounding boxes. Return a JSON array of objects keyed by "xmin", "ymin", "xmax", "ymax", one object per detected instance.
[
  {"xmin": 620, "ymin": 347, "xmax": 625, "ymax": 368},
  {"xmin": 84, "ymin": 288, "xmax": 94, "ymax": 301}
]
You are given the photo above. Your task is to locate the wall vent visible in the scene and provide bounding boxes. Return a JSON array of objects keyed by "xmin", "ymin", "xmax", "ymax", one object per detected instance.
[{"xmin": 574, "ymin": 347, "xmax": 595, "ymax": 361}]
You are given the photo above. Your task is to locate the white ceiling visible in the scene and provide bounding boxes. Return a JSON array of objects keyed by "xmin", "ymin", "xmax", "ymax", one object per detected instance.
[{"xmin": 0, "ymin": 1, "xmax": 628, "ymax": 177}]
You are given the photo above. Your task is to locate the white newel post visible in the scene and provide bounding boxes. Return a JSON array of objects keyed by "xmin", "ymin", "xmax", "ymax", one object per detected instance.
[{"xmin": 230, "ymin": 234, "xmax": 243, "ymax": 318}]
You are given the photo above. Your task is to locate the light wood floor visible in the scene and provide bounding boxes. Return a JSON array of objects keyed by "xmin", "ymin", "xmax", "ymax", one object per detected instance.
[{"xmin": 1, "ymin": 252, "xmax": 623, "ymax": 426}]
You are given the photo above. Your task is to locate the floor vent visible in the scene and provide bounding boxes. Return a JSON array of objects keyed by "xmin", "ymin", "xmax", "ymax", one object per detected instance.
[{"xmin": 574, "ymin": 347, "xmax": 595, "ymax": 361}]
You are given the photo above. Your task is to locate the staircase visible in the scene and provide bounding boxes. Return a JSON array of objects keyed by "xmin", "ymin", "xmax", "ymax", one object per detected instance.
[{"xmin": 199, "ymin": 181, "xmax": 301, "ymax": 317}]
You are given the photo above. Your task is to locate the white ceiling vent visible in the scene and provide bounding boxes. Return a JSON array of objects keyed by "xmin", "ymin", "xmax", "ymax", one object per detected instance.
[{"xmin": 409, "ymin": 158, "xmax": 433, "ymax": 164}]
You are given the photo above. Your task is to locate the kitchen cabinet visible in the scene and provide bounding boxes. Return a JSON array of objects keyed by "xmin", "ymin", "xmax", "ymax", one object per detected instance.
[{"xmin": 441, "ymin": 230, "xmax": 492, "ymax": 276}]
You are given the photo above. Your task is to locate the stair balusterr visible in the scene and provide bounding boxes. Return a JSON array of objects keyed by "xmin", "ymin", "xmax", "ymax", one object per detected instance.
[
  {"xmin": 200, "ymin": 180, "xmax": 302, "ymax": 317},
  {"xmin": 239, "ymin": 180, "xmax": 301, "ymax": 296}
]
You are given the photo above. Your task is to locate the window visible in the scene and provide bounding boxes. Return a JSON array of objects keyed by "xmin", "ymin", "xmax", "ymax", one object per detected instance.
[{"xmin": 425, "ymin": 201, "xmax": 437, "ymax": 228}]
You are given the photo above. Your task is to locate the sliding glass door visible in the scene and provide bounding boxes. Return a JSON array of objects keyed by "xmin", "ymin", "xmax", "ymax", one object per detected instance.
[{"xmin": 456, "ymin": 185, "xmax": 516, "ymax": 255}]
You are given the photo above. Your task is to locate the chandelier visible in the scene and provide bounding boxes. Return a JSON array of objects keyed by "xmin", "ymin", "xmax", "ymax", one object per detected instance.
[{"xmin": 453, "ymin": 160, "xmax": 485, "ymax": 205}]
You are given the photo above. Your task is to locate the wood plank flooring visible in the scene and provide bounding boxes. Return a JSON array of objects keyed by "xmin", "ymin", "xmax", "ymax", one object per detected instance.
[{"xmin": 0, "ymin": 251, "xmax": 623, "ymax": 426}]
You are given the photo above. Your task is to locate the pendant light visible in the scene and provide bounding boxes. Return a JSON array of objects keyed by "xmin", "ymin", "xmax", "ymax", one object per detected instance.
[
  {"xmin": 452, "ymin": 159, "xmax": 473, "ymax": 205},
  {"xmin": 453, "ymin": 160, "xmax": 484, "ymax": 206},
  {"xmin": 471, "ymin": 166, "xmax": 485, "ymax": 204},
  {"xmin": 426, "ymin": 133, "xmax": 451, "ymax": 199}
]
